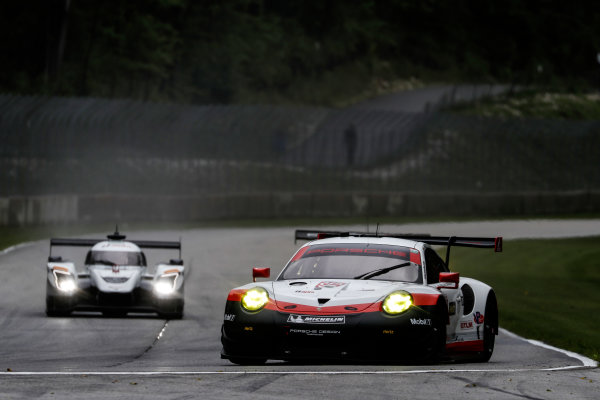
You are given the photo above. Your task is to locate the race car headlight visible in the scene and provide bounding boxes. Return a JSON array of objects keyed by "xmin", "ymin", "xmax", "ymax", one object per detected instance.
[
  {"xmin": 53, "ymin": 269, "xmax": 77, "ymax": 293},
  {"xmin": 154, "ymin": 272, "xmax": 179, "ymax": 295},
  {"xmin": 382, "ymin": 291, "xmax": 413, "ymax": 315},
  {"xmin": 241, "ymin": 287, "xmax": 269, "ymax": 312}
]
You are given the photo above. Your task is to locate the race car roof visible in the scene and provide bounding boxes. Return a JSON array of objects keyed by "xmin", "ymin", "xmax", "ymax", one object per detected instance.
[
  {"xmin": 91, "ymin": 241, "xmax": 141, "ymax": 252},
  {"xmin": 298, "ymin": 235, "xmax": 420, "ymax": 250}
]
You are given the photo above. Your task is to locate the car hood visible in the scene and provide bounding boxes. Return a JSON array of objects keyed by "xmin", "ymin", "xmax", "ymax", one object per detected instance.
[{"xmin": 272, "ymin": 279, "xmax": 412, "ymax": 313}]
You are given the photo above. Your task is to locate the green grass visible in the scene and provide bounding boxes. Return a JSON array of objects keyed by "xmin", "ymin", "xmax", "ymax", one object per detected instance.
[
  {"xmin": 450, "ymin": 237, "xmax": 600, "ymax": 361},
  {"xmin": 450, "ymin": 90, "xmax": 600, "ymax": 120}
]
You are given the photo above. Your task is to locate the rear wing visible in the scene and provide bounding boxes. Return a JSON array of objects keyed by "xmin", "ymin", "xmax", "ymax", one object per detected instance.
[
  {"xmin": 49, "ymin": 232, "xmax": 182, "ymax": 260},
  {"xmin": 294, "ymin": 229, "xmax": 502, "ymax": 266}
]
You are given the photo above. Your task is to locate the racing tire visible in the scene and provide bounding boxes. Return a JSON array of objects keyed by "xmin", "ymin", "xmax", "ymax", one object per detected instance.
[
  {"xmin": 474, "ymin": 292, "xmax": 498, "ymax": 363},
  {"xmin": 102, "ymin": 310, "xmax": 128, "ymax": 318},
  {"xmin": 421, "ymin": 298, "xmax": 447, "ymax": 364},
  {"xmin": 45, "ymin": 296, "xmax": 71, "ymax": 317},
  {"xmin": 157, "ymin": 299, "xmax": 184, "ymax": 320},
  {"xmin": 159, "ymin": 311, "xmax": 183, "ymax": 320},
  {"xmin": 228, "ymin": 357, "xmax": 267, "ymax": 366}
]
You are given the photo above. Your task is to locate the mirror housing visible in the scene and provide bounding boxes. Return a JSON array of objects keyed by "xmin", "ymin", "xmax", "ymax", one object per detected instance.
[
  {"xmin": 252, "ymin": 267, "xmax": 270, "ymax": 282},
  {"xmin": 438, "ymin": 272, "xmax": 459, "ymax": 289}
]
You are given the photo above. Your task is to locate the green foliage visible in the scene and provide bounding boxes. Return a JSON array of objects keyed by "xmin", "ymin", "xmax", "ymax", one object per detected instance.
[
  {"xmin": 2, "ymin": 1, "xmax": 600, "ymax": 104},
  {"xmin": 451, "ymin": 237, "xmax": 600, "ymax": 361},
  {"xmin": 451, "ymin": 91, "xmax": 600, "ymax": 120}
]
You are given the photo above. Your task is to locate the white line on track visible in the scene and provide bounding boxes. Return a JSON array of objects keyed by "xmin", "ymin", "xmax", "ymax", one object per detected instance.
[
  {"xmin": 0, "ymin": 241, "xmax": 34, "ymax": 255},
  {"xmin": 1, "ymin": 234, "xmax": 597, "ymax": 376},
  {"xmin": 500, "ymin": 328, "xmax": 597, "ymax": 368},
  {"xmin": 2, "ymin": 330, "xmax": 595, "ymax": 377},
  {"xmin": 0, "ymin": 366, "xmax": 594, "ymax": 376}
]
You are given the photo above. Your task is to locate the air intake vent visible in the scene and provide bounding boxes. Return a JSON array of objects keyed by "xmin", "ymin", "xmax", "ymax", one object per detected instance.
[
  {"xmin": 461, "ymin": 284, "xmax": 475, "ymax": 315},
  {"xmin": 102, "ymin": 277, "xmax": 129, "ymax": 284},
  {"xmin": 318, "ymin": 298, "xmax": 330, "ymax": 305}
]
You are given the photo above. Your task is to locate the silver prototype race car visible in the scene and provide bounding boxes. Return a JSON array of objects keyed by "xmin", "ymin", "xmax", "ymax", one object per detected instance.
[
  {"xmin": 221, "ymin": 229, "xmax": 502, "ymax": 364},
  {"xmin": 45, "ymin": 230, "xmax": 184, "ymax": 318}
]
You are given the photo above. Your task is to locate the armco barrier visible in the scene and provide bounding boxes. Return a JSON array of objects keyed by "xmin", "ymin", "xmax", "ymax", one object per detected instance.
[{"xmin": 1, "ymin": 191, "xmax": 599, "ymax": 226}]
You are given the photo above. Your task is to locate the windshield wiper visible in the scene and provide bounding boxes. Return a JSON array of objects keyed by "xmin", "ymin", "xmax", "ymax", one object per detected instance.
[{"xmin": 353, "ymin": 262, "xmax": 411, "ymax": 280}]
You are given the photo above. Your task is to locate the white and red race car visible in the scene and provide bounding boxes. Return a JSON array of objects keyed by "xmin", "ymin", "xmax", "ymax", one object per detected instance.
[
  {"xmin": 221, "ymin": 230, "xmax": 502, "ymax": 364},
  {"xmin": 45, "ymin": 230, "xmax": 184, "ymax": 318}
]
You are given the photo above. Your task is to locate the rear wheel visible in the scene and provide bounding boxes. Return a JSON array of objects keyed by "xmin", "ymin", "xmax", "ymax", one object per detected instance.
[{"xmin": 474, "ymin": 292, "xmax": 498, "ymax": 362}]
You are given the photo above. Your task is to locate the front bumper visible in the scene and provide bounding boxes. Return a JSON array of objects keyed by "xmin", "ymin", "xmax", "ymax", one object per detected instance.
[
  {"xmin": 221, "ymin": 300, "xmax": 441, "ymax": 362},
  {"xmin": 46, "ymin": 280, "xmax": 183, "ymax": 316}
]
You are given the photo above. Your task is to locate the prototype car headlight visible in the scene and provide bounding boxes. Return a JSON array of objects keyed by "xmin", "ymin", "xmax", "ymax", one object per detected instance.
[
  {"xmin": 241, "ymin": 287, "xmax": 269, "ymax": 311},
  {"xmin": 52, "ymin": 269, "xmax": 77, "ymax": 293},
  {"xmin": 382, "ymin": 291, "xmax": 413, "ymax": 315},
  {"xmin": 154, "ymin": 272, "xmax": 179, "ymax": 295}
]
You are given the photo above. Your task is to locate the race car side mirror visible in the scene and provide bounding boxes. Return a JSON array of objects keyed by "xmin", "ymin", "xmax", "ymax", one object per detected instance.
[
  {"xmin": 438, "ymin": 272, "xmax": 459, "ymax": 289},
  {"xmin": 252, "ymin": 267, "xmax": 270, "ymax": 282}
]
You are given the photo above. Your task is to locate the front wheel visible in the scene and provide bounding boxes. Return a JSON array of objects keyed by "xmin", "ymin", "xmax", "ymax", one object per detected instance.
[
  {"xmin": 228, "ymin": 357, "xmax": 267, "ymax": 366},
  {"xmin": 422, "ymin": 298, "xmax": 447, "ymax": 363},
  {"xmin": 157, "ymin": 299, "xmax": 184, "ymax": 320},
  {"xmin": 45, "ymin": 296, "xmax": 71, "ymax": 317}
]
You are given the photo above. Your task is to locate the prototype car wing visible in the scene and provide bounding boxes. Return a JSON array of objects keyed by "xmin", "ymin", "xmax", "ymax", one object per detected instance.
[{"xmin": 50, "ymin": 238, "xmax": 181, "ymax": 258}]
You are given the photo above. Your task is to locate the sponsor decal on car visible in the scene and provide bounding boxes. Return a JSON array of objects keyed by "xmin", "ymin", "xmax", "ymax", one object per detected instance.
[
  {"xmin": 474, "ymin": 311, "xmax": 484, "ymax": 324},
  {"xmin": 410, "ymin": 318, "xmax": 432, "ymax": 326},
  {"xmin": 289, "ymin": 328, "xmax": 341, "ymax": 336},
  {"xmin": 314, "ymin": 281, "xmax": 346, "ymax": 290},
  {"xmin": 460, "ymin": 321, "xmax": 473, "ymax": 329},
  {"xmin": 224, "ymin": 313, "xmax": 235, "ymax": 321},
  {"xmin": 287, "ymin": 315, "xmax": 345, "ymax": 324},
  {"xmin": 306, "ymin": 247, "xmax": 408, "ymax": 258}
]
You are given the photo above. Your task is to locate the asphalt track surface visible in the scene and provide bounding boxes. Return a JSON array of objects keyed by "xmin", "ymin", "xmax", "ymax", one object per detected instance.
[{"xmin": 0, "ymin": 219, "xmax": 598, "ymax": 399}]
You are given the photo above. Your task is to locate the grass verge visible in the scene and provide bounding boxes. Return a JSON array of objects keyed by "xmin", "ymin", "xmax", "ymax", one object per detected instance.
[{"xmin": 451, "ymin": 237, "xmax": 600, "ymax": 361}]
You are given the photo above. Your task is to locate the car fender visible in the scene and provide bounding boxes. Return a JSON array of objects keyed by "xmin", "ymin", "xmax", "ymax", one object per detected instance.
[
  {"xmin": 153, "ymin": 263, "xmax": 185, "ymax": 292},
  {"xmin": 46, "ymin": 261, "xmax": 77, "ymax": 290},
  {"xmin": 453, "ymin": 277, "xmax": 497, "ymax": 343}
]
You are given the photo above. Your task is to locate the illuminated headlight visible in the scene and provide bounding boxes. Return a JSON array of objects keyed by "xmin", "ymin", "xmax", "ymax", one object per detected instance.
[
  {"xmin": 154, "ymin": 272, "xmax": 179, "ymax": 295},
  {"xmin": 382, "ymin": 291, "xmax": 413, "ymax": 315},
  {"xmin": 53, "ymin": 269, "xmax": 77, "ymax": 293},
  {"xmin": 241, "ymin": 287, "xmax": 269, "ymax": 311}
]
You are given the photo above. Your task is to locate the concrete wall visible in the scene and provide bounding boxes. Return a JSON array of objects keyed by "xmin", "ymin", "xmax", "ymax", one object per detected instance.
[{"xmin": 1, "ymin": 191, "xmax": 599, "ymax": 226}]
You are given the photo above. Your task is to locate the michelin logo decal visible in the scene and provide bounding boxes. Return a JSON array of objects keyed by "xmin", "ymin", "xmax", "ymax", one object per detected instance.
[{"xmin": 287, "ymin": 315, "xmax": 345, "ymax": 324}]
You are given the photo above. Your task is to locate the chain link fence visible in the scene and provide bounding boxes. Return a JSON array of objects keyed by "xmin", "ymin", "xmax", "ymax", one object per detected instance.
[{"xmin": 1, "ymin": 90, "xmax": 599, "ymax": 198}]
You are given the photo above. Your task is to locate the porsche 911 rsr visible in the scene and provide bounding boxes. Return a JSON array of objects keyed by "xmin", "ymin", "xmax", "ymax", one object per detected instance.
[
  {"xmin": 221, "ymin": 230, "xmax": 502, "ymax": 364},
  {"xmin": 45, "ymin": 230, "xmax": 184, "ymax": 318}
]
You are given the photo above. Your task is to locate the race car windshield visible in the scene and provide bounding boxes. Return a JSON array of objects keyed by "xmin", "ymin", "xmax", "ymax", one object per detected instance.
[
  {"xmin": 86, "ymin": 250, "xmax": 146, "ymax": 266},
  {"xmin": 280, "ymin": 244, "xmax": 422, "ymax": 283}
]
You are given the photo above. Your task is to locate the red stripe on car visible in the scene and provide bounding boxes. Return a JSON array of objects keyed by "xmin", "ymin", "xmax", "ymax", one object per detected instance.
[
  {"xmin": 446, "ymin": 340, "xmax": 484, "ymax": 353},
  {"xmin": 290, "ymin": 246, "xmax": 310, "ymax": 262}
]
